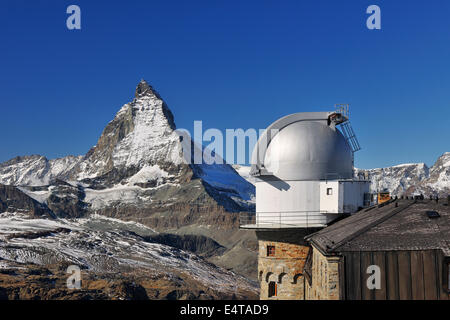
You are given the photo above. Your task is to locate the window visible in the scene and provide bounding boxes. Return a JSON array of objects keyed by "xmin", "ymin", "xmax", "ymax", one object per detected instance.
[
  {"xmin": 327, "ymin": 188, "xmax": 333, "ymax": 195},
  {"xmin": 268, "ymin": 281, "xmax": 277, "ymax": 297},
  {"xmin": 267, "ymin": 245, "xmax": 275, "ymax": 257},
  {"xmin": 426, "ymin": 210, "xmax": 440, "ymax": 219}
]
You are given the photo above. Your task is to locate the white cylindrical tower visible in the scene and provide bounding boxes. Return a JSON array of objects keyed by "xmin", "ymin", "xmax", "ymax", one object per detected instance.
[{"xmin": 248, "ymin": 110, "xmax": 368, "ymax": 228}]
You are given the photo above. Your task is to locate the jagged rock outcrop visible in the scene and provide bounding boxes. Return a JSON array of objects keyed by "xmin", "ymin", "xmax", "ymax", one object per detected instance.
[{"xmin": 0, "ymin": 184, "xmax": 53, "ymax": 217}]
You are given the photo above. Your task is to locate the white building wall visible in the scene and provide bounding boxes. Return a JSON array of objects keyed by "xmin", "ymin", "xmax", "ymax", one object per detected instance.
[
  {"xmin": 342, "ymin": 180, "xmax": 370, "ymax": 213},
  {"xmin": 319, "ymin": 181, "xmax": 343, "ymax": 214},
  {"xmin": 255, "ymin": 180, "xmax": 329, "ymax": 227},
  {"xmin": 255, "ymin": 179, "xmax": 370, "ymax": 228}
]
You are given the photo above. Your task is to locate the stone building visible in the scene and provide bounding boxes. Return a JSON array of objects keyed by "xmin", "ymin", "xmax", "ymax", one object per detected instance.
[
  {"xmin": 306, "ymin": 198, "xmax": 450, "ymax": 300},
  {"xmin": 247, "ymin": 198, "xmax": 450, "ymax": 300}
]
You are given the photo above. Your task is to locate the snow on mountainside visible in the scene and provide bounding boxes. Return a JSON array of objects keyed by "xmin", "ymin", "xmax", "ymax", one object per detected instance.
[
  {"xmin": 0, "ymin": 155, "xmax": 82, "ymax": 186},
  {"xmin": 355, "ymin": 153, "xmax": 450, "ymax": 197},
  {"xmin": 0, "ymin": 80, "xmax": 255, "ymax": 219},
  {"xmin": 427, "ymin": 152, "xmax": 450, "ymax": 189},
  {"xmin": 231, "ymin": 164, "xmax": 256, "ymax": 185},
  {"xmin": 354, "ymin": 163, "xmax": 430, "ymax": 197},
  {"xmin": 74, "ymin": 81, "xmax": 184, "ymax": 180},
  {"xmin": 0, "ymin": 212, "xmax": 258, "ymax": 299}
]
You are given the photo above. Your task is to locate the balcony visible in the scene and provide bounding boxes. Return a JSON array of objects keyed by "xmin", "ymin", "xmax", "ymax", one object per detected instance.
[{"xmin": 239, "ymin": 211, "xmax": 329, "ymax": 229}]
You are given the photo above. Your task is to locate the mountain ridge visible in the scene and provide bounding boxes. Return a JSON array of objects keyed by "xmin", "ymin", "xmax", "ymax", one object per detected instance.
[{"xmin": 355, "ymin": 152, "xmax": 450, "ymax": 197}]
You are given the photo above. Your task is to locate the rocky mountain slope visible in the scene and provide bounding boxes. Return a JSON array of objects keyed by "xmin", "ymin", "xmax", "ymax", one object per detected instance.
[{"xmin": 0, "ymin": 213, "xmax": 257, "ymax": 300}]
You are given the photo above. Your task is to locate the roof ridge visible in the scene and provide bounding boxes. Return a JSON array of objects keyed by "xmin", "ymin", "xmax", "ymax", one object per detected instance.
[
  {"xmin": 329, "ymin": 201, "xmax": 416, "ymax": 252},
  {"xmin": 308, "ymin": 202, "xmax": 393, "ymax": 238}
]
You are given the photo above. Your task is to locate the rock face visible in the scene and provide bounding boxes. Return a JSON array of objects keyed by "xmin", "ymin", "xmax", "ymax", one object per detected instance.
[
  {"xmin": 0, "ymin": 80, "xmax": 255, "ymax": 223},
  {"xmin": 0, "ymin": 184, "xmax": 53, "ymax": 217}
]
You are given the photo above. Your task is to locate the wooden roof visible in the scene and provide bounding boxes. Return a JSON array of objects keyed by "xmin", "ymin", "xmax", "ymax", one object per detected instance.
[{"xmin": 307, "ymin": 199, "xmax": 450, "ymax": 255}]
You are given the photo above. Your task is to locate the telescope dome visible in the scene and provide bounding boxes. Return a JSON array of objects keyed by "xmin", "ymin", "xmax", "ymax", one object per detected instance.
[{"xmin": 263, "ymin": 120, "xmax": 353, "ymax": 180}]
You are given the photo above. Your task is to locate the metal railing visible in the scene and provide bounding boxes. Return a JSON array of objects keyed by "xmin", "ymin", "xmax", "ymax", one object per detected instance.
[
  {"xmin": 239, "ymin": 211, "xmax": 329, "ymax": 229},
  {"xmin": 334, "ymin": 103, "xmax": 349, "ymax": 119}
]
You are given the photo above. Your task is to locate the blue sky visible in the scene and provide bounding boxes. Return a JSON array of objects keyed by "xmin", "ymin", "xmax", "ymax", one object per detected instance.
[{"xmin": 0, "ymin": 0, "xmax": 449, "ymax": 169}]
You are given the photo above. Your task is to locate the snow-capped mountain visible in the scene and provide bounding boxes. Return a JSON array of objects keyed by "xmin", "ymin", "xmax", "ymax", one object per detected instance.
[
  {"xmin": 0, "ymin": 155, "xmax": 82, "ymax": 186},
  {"xmin": 72, "ymin": 80, "xmax": 184, "ymax": 181},
  {"xmin": 355, "ymin": 163, "xmax": 430, "ymax": 197},
  {"xmin": 355, "ymin": 153, "xmax": 450, "ymax": 197},
  {"xmin": 0, "ymin": 80, "xmax": 255, "ymax": 221}
]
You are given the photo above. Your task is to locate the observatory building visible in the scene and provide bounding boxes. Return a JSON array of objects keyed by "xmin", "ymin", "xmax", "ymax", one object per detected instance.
[{"xmin": 241, "ymin": 105, "xmax": 371, "ymax": 299}]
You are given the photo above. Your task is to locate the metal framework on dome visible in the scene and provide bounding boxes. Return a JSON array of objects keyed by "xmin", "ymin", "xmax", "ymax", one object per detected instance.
[{"xmin": 333, "ymin": 104, "xmax": 361, "ymax": 154}]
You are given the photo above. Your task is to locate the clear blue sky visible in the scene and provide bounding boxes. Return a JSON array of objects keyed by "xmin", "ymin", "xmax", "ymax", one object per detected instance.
[{"xmin": 1, "ymin": 0, "xmax": 449, "ymax": 169}]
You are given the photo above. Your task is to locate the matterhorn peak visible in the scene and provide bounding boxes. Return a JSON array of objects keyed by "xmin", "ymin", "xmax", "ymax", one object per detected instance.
[{"xmin": 135, "ymin": 79, "xmax": 157, "ymax": 98}]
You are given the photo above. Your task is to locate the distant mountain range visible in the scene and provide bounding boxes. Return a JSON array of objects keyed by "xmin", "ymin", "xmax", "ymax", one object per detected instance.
[{"xmin": 355, "ymin": 153, "xmax": 450, "ymax": 198}]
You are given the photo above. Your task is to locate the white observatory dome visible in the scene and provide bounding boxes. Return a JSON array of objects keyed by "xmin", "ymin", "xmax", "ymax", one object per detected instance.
[
  {"xmin": 251, "ymin": 112, "xmax": 354, "ymax": 181},
  {"xmin": 264, "ymin": 120, "xmax": 353, "ymax": 180}
]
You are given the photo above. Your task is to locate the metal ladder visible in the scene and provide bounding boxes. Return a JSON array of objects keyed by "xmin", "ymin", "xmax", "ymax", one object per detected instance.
[{"xmin": 340, "ymin": 120, "xmax": 361, "ymax": 153}]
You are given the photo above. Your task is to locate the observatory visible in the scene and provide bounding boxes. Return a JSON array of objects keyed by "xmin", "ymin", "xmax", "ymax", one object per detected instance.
[
  {"xmin": 243, "ymin": 105, "xmax": 369, "ymax": 229},
  {"xmin": 241, "ymin": 105, "xmax": 370, "ymax": 300}
]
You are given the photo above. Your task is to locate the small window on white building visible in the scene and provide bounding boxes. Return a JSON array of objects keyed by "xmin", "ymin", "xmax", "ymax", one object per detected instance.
[{"xmin": 327, "ymin": 188, "xmax": 333, "ymax": 195}]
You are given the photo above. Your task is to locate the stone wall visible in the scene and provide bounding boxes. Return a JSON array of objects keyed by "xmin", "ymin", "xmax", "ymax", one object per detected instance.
[
  {"xmin": 255, "ymin": 230, "xmax": 343, "ymax": 300},
  {"xmin": 305, "ymin": 245, "xmax": 342, "ymax": 300},
  {"xmin": 256, "ymin": 229, "xmax": 314, "ymax": 300}
]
